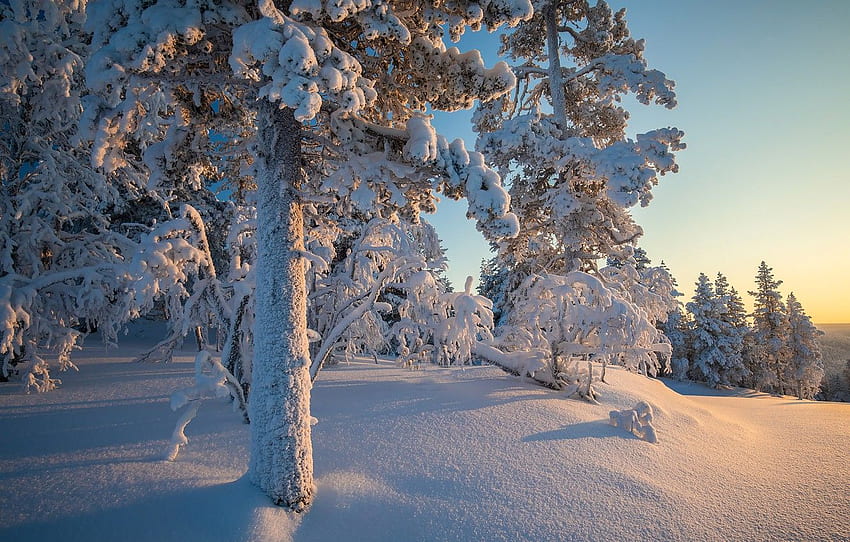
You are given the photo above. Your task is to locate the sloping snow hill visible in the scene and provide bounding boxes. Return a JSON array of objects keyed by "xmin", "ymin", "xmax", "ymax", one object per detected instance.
[{"xmin": 1, "ymin": 339, "xmax": 848, "ymax": 541}]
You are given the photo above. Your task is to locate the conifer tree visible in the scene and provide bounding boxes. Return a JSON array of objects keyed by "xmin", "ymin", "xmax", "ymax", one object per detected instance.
[
  {"xmin": 0, "ymin": 0, "xmax": 153, "ymax": 389},
  {"xmin": 687, "ymin": 274, "xmax": 735, "ymax": 387},
  {"xmin": 465, "ymin": 2, "xmax": 684, "ymax": 388},
  {"xmin": 478, "ymin": 256, "xmax": 510, "ymax": 324},
  {"xmin": 661, "ymin": 304, "xmax": 690, "ymax": 380},
  {"xmin": 713, "ymin": 272, "xmax": 749, "ymax": 385},
  {"xmin": 83, "ymin": 0, "xmax": 526, "ymax": 509},
  {"xmin": 785, "ymin": 292, "xmax": 824, "ymax": 399},
  {"xmin": 473, "ymin": 0, "xmax": 684, "ymax": 316},
  {"xmin": 747, "ymin": 262, "xmax": 791, "ymax": 394}
]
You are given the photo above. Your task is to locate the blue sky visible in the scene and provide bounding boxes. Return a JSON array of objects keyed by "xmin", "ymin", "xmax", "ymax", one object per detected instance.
[{"xmin": 428, "ymin": 0, "xmax": 850, "ymax": 323}]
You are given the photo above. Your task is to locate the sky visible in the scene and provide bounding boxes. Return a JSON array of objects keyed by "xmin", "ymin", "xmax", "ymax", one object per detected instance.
[{"xmin": 428, "ymin": 0, "xmax": 850, "ymax": 323}]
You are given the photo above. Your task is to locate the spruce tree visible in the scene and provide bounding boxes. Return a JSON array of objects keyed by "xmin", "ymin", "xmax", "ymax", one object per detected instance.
[
  {"xmin": 661, "ymin": 304, "xmax": 691, "ymax": 381},
  {"xmin": 747, "ymin": 262, "xmax": 791, "ymax": 394},
  {"xmin": 713, "ymin": 273, "xmax": 749, "ymax": 385},
  {"xmin": 785, "ymin": 292, "xmax": 824, "ymax": 399},
  {"xmin": 687, "ymin": 274, "xmax": 727, "ymax": 387}
]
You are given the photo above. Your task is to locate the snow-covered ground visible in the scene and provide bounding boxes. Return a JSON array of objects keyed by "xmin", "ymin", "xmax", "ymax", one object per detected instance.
[{"xmin": 2, "ymin": 331, "xmax": 848, "ymax": 542}]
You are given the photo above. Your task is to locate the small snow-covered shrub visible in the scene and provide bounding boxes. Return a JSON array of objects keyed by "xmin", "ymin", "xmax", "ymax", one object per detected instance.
[
  {"xmin": 609, "ymin": 401, "xmax": 657, "ymax": 443},
  {"xmin": 484, "ymin": 271, "xmax": 670, "ymax": 401}
]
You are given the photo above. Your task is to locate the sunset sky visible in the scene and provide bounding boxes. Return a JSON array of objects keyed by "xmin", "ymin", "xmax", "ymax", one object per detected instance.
[{"xmin": 429, "ymin": 0, "xmax": 850, "ymax": 323}]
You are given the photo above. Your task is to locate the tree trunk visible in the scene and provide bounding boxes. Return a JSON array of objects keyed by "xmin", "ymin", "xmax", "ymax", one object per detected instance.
[
  {"xmin": 223, "ymin": 294, "xmax": 251, "ymax": 395},
  {"xmin": 544, "ymin": 1, "xmax": 568, "ymax": 130},
  {"xmin": 248, "ymin": 101, "xmax": 314, "ymax": 511},
  {"xmin": 193, "ymin": 325, "xmax": 205, "ymax": 351}
]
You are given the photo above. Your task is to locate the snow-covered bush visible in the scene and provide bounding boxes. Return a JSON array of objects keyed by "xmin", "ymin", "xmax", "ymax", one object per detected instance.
[
  {"xmin": 432, "ymin": 277, "xmax": 495, "ymax": 366},
  {"xmin": 609, "ymin": 401, "xmax": 657, "ymax": 443},
  {"xmin": 481, "ymin": 271, "xmax": 670, "ymax": 402}
]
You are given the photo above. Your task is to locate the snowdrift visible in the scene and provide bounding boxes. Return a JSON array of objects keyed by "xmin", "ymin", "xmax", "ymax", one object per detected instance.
[{"xmin": 1, "ymin": 340, "xmax": 848, "ymax": 541}]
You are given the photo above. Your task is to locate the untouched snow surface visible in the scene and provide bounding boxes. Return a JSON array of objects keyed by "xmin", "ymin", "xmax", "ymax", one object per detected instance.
[{"xmin": 1, "ymin": 332, "xmax": 848, "ymax": 541}]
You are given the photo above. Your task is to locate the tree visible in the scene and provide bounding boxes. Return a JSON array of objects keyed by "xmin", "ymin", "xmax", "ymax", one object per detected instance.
[
  {"xmin": 712, "ymin": 272, "xmax": 749, "ymax": 385},
  {"xmin": 686, "ymin": 273, "xmax": 746, "ymax": 388},
  {"xmin": 477, "ymin": 270, "xmax": 671, "ymax": 401},
  {"xmin": 785, "ymin": 292, "xmax": 824, "ymax": 400},
  {"xmin": 433, "ymin": 276, "xmax": 495, "ymax": 366},
  {"xmin": 747, "ymin": 262, "xmax": 790, "ymax": 394},
  {"xmin": 466, "ymin": 1, "xmax": 683, "ymax": 383},
  {"xmin": 478, "ymin": 256, "xmax": 510, "ymax": 324},
  {"xmin": 307, "ymin": 217, "xmax": 447, "ymax": 377},
  {"xmin": 473, "ymin": 0, "xmax": 684, "ymax": 318},
  {"xmin": 84, "ymin": 0, "xmax": 526, "ymax": 509},
  {"xmin": 661, "ymin": 304, "xmax": 690, "ymax": 381},
  {"xmin": 0, "ymin": 0, "xmax": 153, "ymax": 390},
  {"xmin": 654, "ymin": 260, "xmax": 688, "ymax": 379}
]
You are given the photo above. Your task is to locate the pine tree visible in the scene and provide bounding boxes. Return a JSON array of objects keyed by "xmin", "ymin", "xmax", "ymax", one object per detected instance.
[
  {"xmin": 747, "ymin": 262, "xmax": 791, "ymax": 394},
  {"xmin": 473, "ymin": 0, "xmax": 684, "ymax": 318},
  {"xmin": 0, "ymin": 0, "xmax": 153, "ymax": 389},
  {"xmin": 468, "ymin": 1, "xmax": 684, "ymax": 373},
  {"xmin": 785, "ymin": 292, "xmax": 824, "ymax": 399},
  {"xmin": 84, "ymin": 0, "xmax": 526, "ymax": 509}
]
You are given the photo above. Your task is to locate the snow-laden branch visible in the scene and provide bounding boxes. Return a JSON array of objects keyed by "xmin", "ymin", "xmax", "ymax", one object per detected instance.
[
  {"xmin": 165, "ymin": 349, "xmax": 249, "ymax": 461},
  {"xmin": 309, "ymin": 256, "xmax": 421, "ymax": 381}
]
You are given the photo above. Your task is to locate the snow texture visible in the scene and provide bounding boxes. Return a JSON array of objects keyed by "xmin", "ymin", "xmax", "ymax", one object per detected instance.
[{"xmin": 1, "ymin": 326, "xmax": 848, "ymax": 541}]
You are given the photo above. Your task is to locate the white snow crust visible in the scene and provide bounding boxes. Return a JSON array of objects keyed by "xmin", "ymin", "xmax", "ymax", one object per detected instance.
[{"xmin": 1, "ymin": 323, "xmax": 848, "ymax": 541}]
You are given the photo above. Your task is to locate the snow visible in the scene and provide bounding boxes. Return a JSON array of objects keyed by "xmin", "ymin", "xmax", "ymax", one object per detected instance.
[{"xmin": 1, "ymin": 324, "xmax": 849, "ymax": 541}]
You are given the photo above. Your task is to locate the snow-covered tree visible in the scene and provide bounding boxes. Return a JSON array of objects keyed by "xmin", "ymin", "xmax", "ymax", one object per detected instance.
[
  {"xmin": 478, "ymin": 256, "xmax": 510, "ymax": 325},
  {"xmin": 128, "ymin": 204, "xmax": 234, "ymax": 365},
  {"xmin": 433, "ymin": 276, "xmax": 495, "ymax": 366},
  {"xmin": 712, "ymin": 272, "xmax": 749, "ymax": 385},
  {"xmin": 784, "ymin": 292, "xmax": 824, "ymax": 400},
  {"xmin": 465, "ymin": 1, "xmax": 683, "ymax": 388},
  {"xmin": 477, "ymin": 270, "xmax": 670, "ymax": 401},
  {"xmin": 306, "ymin": 217, "xmax": 448, "ymax": 378},
  {"xmin": 661, "ymin": 304, "xmax": 690, "ymax": 381},
  {"xmin": 83, "ymin": 0, "xmax": 526, "ymax": 509},
  {"xmin": 653, "ymin": 260, "xmax": 688, "ymax": 379},
  {"xmin": 600, "ymin": 254, "xmax": 678, "ymax": 329},
  {"xmin": 746, "ymin": 262, "xmax": 790, "ymax": 394},
  {"xmin": 473, "ymin": 0, "xmax": 684, "ymax": 318},
  {"xmin": 0, "ymin": 0, "xmax": 157, "ymax": 390},
  {"xmin": 686, "ymin": 273, "xmax": 746, "ymax": 388},
  {"xmin": 821, "ymin": 359, "xmax": 850, "ymax": 402}
]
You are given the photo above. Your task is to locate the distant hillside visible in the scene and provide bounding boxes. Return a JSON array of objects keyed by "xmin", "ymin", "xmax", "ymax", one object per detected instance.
[{"xmin": 816, "ymin": 323, "xmax": 850, "ymax": 401}]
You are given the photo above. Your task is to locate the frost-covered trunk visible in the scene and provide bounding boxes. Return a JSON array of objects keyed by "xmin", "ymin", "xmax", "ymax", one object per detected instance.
[
  {"xmin": 248, "ymin": 101, "xmax": 314, "ymax": 511},
  {"xmin": 544, "ymin": 2, "xmax": 568, "ymax": 130}
]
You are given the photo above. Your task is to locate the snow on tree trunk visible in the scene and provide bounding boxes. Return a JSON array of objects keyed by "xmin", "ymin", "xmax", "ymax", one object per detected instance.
[
  {"xmin": 248, "ymin": 101, "xmax": 314, "ymax": 511},
  {"xmin": 544, "ymin": 1, "xmax": 568, "ymax": 130}
]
